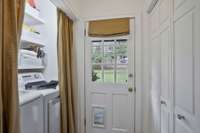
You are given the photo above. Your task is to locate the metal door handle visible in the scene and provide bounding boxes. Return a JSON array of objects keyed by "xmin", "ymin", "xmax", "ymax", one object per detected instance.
[
  {"xmin": 177, "ymin": 114, "xmax": 185, "ymax": 120},
  {"xmin": 160, "ymin": 100, "xmax": 167, "ymax": 105}
]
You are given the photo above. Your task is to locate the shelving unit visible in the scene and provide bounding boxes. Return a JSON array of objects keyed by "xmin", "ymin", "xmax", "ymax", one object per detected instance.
[
  {"xmin": 24, "ymin": 4, "xmax": 45, "ymax": 25},
  {"xmin": 21, "ymin": 30, "xmax": 45, "ymax": 47},
  {"xmin": 18, "ymin": 65, "xmax": 45, "ymax": 70},
  {"xmin": 18, "ymin": 2, "xmax": 46, "ymax": 71}
]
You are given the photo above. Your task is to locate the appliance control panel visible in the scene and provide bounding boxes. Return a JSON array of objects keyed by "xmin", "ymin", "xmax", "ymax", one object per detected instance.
[{"xmin": 18, "ymin": 73, "xmax": 45, "ymax": 90}]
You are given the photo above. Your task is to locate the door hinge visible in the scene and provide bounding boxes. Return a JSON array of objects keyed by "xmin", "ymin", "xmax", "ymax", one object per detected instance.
[
  {"xmin": 84, "ymin": 29, "xmax": 86, "ymax": 36},
  {"xmin": 84, "ymin": 118, "xmax": 86, "ymax": 127}
]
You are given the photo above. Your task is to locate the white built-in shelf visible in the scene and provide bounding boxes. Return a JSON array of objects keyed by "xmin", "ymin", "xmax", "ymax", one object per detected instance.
[
  {"xmin": 21, "ymin": 29, "xmax": 45, "ymax": 47},
  {"xmin": 24, "ymin": 4, "xmax": 45, "ymax": 25},
  {"xmin": 18, "ymin": 3, "xmax": 46, "ymax": 72},
  {"xmin": 18, "ymin": 65, "xmax": 45, "ymax": 70}
]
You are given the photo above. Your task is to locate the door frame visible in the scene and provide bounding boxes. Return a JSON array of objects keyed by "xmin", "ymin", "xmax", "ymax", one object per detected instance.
[{"xmin": 75, "ymin": 12, "xmax": 143, "ymax": 133}]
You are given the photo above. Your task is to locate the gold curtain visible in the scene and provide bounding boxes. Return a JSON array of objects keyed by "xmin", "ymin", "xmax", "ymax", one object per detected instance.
[
  {"xmin": 57, "ymin": 9, "xmax": 77, "ymax": 133},
  {"xmin": 0, "ymin": 0, "xmax": 25, "ymax": 133},
  {"xmin": 88, "ymin": 18, "xmax": 130, "ymax": 37}
]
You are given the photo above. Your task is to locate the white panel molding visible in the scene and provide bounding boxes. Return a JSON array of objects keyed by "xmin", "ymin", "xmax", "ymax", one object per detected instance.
[
  {"xmin": 82, "ymin": 12, "xmax": 138, "ymax": 22},
  {"xmin": 134, "ymin": 13, "xmax": 143, "ymax": 133}
]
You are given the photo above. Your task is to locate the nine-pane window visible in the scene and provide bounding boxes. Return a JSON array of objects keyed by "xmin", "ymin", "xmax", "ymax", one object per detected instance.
[{"xmin": 91, "ymin": 39, "xmax": 128, "ymax": 84}]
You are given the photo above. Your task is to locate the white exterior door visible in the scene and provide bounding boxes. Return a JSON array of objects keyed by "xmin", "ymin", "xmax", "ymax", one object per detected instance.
[
  {"xmin": 173, "ymin": 0, "xmax": 200, "ymax": 133},
  {"xmin": 85, "ymin": 19, "xmax": 135, "ymax": 133}
]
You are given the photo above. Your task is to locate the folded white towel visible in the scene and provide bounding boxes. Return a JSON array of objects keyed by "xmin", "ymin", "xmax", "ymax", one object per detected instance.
[{"xmin": 20, "ymin": 49, "xmax": 37, "ymax": 57}]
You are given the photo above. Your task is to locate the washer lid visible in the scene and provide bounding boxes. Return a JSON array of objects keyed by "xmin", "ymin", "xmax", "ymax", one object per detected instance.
[{"xmin": 19, "ymin": 90, "xmax": 42, "ymax": 106}]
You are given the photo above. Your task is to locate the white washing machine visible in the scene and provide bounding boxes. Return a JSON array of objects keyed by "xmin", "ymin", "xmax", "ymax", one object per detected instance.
[
  {"xmin": 19, "ymin": 73, "xmax": 60, "ymax": 133},
  {"xmin": 19, "ymin": 91, "xmax": 44, "ymax": 133}
]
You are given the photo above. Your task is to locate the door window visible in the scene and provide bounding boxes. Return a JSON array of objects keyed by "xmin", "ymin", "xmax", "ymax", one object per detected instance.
[{"xmin": 91, "ymin": 39, "xmax": 128, "ymax": 84}]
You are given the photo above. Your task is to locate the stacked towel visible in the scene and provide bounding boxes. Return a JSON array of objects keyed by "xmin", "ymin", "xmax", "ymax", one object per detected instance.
[{"xmin": 20, "ymin": 49, "xmax": 37, "ymax": 57}]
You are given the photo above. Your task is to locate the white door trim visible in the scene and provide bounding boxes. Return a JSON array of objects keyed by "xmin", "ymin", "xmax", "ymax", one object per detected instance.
[{"xmin": 134, "ymin": 13, "xmax": 143, "ymax": 133}]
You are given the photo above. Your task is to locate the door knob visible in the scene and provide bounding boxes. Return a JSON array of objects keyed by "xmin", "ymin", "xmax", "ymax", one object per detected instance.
[
  {"xmin": 128, "ymin": 87, "xmax": 133, "ymax": 92},
  {"xmin": 160, "ymin": 100, "xmax": 167, "ymax": 105},
  {"xmin": 177, "ymin": 114, "xmax": 185, "ymax": 120}
]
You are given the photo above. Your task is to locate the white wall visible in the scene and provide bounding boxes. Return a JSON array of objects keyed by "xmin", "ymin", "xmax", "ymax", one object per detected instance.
[
  {"xmin": 141, "ymin": 4, "xmax": 160, "ymax": 133},
  {"xmin": 38, "ymin": 0, "xmax": 58, "ymax": 81},
  {"xmin": 144, "ymin": 0, "xmax": 158, "ymax": 12},
  {"xmin": 74, "ymin": 20, "xmax": 85, "ymax": 133},
  {"xmin": 141, "ymin": 10, "xmax": 151, "ymax": 133},
  {"xmin": 66, "ymin": 0, "xmax": 80, "ymax": 15},
  {"xmin": 80, "ymin": 0, "xmax": 144, "ymax": 19}
]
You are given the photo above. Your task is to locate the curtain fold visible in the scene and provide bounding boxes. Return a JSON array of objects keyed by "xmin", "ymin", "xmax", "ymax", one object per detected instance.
[
  {"xmin": 0, "ymin": 0, "xmax": 25, "ymax": 133},
  {"xmin": 57, "ymin": 9, "xmax": 76, "ymax": 133},
  {"xmin": 88, "ymin": 18, "xmax": 130, "ymax": 37},
  {"xmin": 0, "ymin": 1, "xmax": 3, "ymax": 132}
]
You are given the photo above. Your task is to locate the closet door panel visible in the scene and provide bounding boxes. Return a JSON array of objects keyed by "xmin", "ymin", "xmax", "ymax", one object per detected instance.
[
  {"xmin": 159, "ymin": 0, "xmax": 171, "ymax": 132},
  {"xmin": 174, "ymin": 11, "xmax": 194, "ymax": 114},
  {"xmin": 160, "ymin": 28, "xmax": 170, "ymax": 102},
  {"xmin": 175, "ymin": 120, "xmax": 193, "ymax": 133},
  {"xmin": 151, "ymin": 37, "xmax": 161, "ymax": 93},
  {"xmin": 151, "ymin": 36, "xmax": 161, "ymax": 133},
  {"xmin": 161, "ymin": 105, "xmax": 170, "ymax": 133},
  {"xmin": 160, "ymin": 25, "xmax": 170, "ymax": 133}
]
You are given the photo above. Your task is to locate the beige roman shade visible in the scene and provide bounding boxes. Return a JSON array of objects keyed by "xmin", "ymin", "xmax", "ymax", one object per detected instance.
[{"xmin": 88, "ymin": 18, "xmax": 130, "ymax": 37}]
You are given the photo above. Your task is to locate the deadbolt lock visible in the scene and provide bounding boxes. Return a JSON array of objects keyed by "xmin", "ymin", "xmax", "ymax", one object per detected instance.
[
  {"xmin": 128, "ymin": 87, "xmax": 133, "ymax": 92},
  {"xmin": 128, "ymin": 73, "xmax": 133, "ymax": 78}
]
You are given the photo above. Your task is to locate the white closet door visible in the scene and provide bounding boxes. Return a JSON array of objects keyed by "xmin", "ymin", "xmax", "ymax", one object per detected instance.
[
  {"xmin": 159, "ymin": 0, "xmax": 171, "ymax": 133},
  {"xmin": 160, "ymin": 27, "xmax": 170, "ymax": 133},
  {"xmin": 173, "ymin": 0, "xmax": 200, "ymax": 133},
  {"xmin": 150, "ymin": 0, "xmax": 172, "ymax": 133}
]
